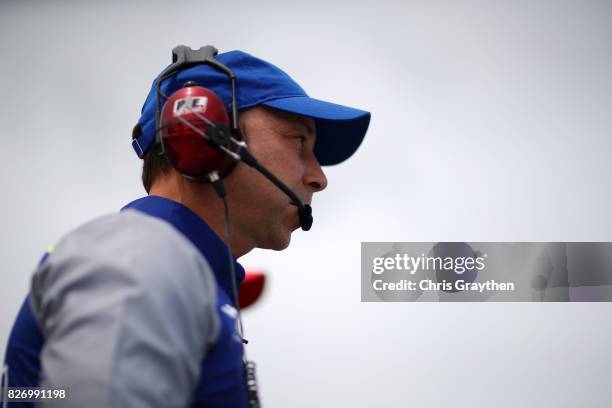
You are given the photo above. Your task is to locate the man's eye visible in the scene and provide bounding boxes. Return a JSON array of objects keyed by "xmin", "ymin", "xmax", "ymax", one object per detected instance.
[{"xmin": 293, "ymin": 135, "xmax": 307, "ymax": 147}]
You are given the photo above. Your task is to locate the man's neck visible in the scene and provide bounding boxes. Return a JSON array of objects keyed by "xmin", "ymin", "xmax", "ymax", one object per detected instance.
[{"xmin": 148, "ymin": 174, "xmax": 254, "ymax": 257}]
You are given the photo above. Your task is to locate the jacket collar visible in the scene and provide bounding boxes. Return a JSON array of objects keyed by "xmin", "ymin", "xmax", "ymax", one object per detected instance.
[{"xmin": 122, "ymin": 195, "xmax": 245, "ymax": 301}]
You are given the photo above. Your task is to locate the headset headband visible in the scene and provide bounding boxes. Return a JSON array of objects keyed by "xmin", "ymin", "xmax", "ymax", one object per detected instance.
[{"xmin": 154, "ymin": 45, "xmax": 239, "ymax": 149}]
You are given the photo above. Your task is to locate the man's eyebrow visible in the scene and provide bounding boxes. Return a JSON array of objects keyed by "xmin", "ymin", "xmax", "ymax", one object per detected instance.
[
  {"xmin": 296, "ymin": 121, "xmax": 315, "ymax": 137},
  {"xmin": 279, "ymin": 118, "xmax": 316, "ymax": 139}
]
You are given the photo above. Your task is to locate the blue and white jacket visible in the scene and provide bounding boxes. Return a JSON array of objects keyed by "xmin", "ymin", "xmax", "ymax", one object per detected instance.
[{"xmin": 4, "ymin": 195, "xmax": 249, "ymax": 407}]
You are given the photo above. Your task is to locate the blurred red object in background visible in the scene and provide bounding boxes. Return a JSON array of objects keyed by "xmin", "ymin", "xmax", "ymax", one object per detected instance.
[{"xmin": 239, "ymin": 270, "xmax": 266, "ymax": 309}]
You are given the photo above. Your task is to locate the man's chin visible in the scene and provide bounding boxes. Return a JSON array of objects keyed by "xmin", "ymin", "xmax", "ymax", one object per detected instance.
[{"xmin": 258, "ymin": 231, "xmax": 292, "ymax": 251}]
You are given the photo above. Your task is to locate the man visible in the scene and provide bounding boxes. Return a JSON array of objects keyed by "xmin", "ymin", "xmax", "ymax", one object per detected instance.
[{"xmin": 3, "ymin": 47, "xmax": 370, "ymax": 407}]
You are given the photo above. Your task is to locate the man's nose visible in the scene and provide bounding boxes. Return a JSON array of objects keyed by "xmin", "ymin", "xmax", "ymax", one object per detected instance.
[{"xmin": 303, "ymin": 157, "xmax": 328, "ymax": 193}]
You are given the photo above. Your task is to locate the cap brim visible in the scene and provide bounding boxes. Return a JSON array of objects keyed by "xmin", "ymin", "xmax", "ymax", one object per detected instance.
[{"xmin": 261, "ymin": 96, "xmax": 370, "ymax": 165}]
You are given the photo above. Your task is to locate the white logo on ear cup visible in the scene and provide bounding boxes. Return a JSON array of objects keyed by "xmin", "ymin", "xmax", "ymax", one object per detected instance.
[{"xmin": 173, "ymin": 96, "xmax": 208, "ymax": 116}]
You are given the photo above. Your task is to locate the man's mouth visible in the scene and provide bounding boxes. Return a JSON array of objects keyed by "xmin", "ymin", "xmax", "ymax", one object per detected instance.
[{"xmin": 289, "ymin": 199, "xmax": 310, "ymax": 207}]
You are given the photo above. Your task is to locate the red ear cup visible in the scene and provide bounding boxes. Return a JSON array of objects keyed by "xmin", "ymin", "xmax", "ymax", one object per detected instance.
[{"xmin": 160, "ymin": 85, "xmax": 235, "ymax": 180}]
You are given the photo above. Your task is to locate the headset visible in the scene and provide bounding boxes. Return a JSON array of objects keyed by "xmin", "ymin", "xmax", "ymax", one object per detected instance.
[{"xmin": 150, "ymin": 44, "xmax": 313, "ymax": 231}]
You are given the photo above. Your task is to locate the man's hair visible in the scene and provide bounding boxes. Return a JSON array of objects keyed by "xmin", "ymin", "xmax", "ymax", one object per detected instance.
[
  {"xmin": 141, "ymin": 144, "xmax": 172, "ymax": 194},
  {"xmin": 133, "ymin": 123, "xmax": 171, "ymax": 194}
]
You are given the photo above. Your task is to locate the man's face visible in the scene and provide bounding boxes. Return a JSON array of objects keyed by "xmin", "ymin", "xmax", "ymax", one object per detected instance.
[{"xmin": 225, "ymin": 106, "xmax": 327, "ymax": 251}]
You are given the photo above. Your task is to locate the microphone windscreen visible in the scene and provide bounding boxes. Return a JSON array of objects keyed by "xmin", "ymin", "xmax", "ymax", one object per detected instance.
[{"xmin": 299, "ymin": 204, "xmax": 313, "ymax": 231}]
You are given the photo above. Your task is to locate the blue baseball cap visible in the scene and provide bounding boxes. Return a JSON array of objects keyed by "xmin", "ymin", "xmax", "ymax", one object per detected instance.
[{"xmin": 133, "ymin": 50, "xmax": 370, "ymax": 166}]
